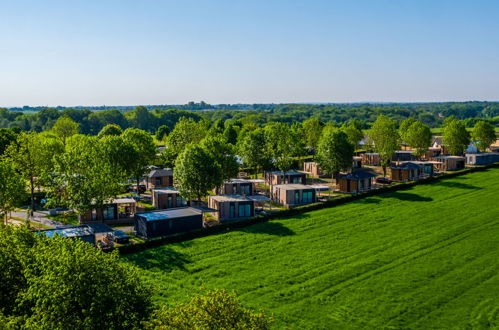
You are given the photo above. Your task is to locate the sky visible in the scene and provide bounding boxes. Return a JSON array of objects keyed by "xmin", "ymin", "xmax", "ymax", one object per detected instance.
[{"xmin": 1, "ymin": 0, "xmax": 498, "ymax": 107}]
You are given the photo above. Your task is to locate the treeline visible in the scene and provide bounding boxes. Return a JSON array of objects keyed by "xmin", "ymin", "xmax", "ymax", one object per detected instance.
[{"xmin": 1, "ymin": 102, "xmax": 499, "ymax": 135}]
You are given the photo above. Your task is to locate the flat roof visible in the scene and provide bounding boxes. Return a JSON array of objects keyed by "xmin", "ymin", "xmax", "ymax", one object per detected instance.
[
  {"xmin": 308, "ymin": 184, "xmax": 330, "ymax": 191},
  {"xmin": 266, "ymin": 170, "xmax": 305, "ymax": 176},
  {"xmin": 466, "ymin": 152, "xmax": 499, "ymax": 157},
  {"xmin": 273, "ymin": 183, "xmax": 314, "ymax": 190},
  {"xmin": 246, "ymin": 194, "xmax": 272, "ymax": 202},
  {"xmin": 136, "ymin": 207, "xmax": 202, "ymax": 222},
  {"xmin": 41, "ymin": 226, "xmax": 94, "ymax": 238},
  {"xmin": 112, "ymin": 198, "xmax": 136, "ymax": 204},
  {"xmin": 153, "ymin": 187, "xmax": 179, "ymax": 194},
  {"xmin": 226, "ymin": 179, "xmax": 254, "ymax": 184},
  {"xmin": 434, "ymin": 155, "xmax": 465, "ymax": 160},
  {"xmin": 209, "ymin": 195, "xmax": 253, "ymax": 202}
]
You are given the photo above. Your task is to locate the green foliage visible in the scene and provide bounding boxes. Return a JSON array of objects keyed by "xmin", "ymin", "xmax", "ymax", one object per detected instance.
[
  {"xmin": 442, "ymin": 118, "xmax": 470, "ymax": 155},
  {"xmin": 125, "ymin": 169, "xmax": 499, "ymax": 329},
  {"xmin": 368, "ymin": 115, "xmax": 400, "ymax": 175},
  {"xmin": 0, "ymin": 225, "xmax": 151, "ymax": 329},
  {"xmin": 223, "ymin": 124, "xmax": 239, "ymax": 145},
  {"xmin": 166, "ymin": 117, "xmax": 207, "ymax": 161},
  {"xmin": 155, "ymin": 125, "xmax": 170, "ymax": 142},
  {"xmin": 238, "ymin": 128, "xmax": 271, "ymax": 176},
  {"xmin": 0, "ymin": 160, "xmax": 26, "ymax": 224},
  {"xmin": 264, "ymin": 122, "xmax": 302, "ymax": 172},
  {"xmin": 174, "ymin": 144, "xmax": 222, "ymax": 201},
  {"xmin": 98, "ymin": 123, "xmax": 123, "ymax": 138},
  {"xmin": 316, "ymin": 127, "xmax": 354, "ymax": 176},
  {"xmin": 201, "ymin": 134, "xmax": 239, "ymax": 182},
  {"xmin": 404, "ymin": 120, "xmax": 432, "ymax": 157},
  {"xmin": 399, "ymin": 117, "xmax": 418, "ymax": 143},
  {"xmin": 146, "ymin": 289, "xmax": 273, "ymax": 330},
  {"xmin": 51, "ymin": 115, "xmax": 80, "ymax": 145},
  {"xmin": 302, "ymin": 117, "xmax": 324, "ymax": 150},
  {"xmin": 471, "ymin": 120, "xmax": 496, "ymax": 152},
  {"xmin": 122, "ymin": 128, "xmax": 157, "ymax": 187},
  {"xmin": 0, "ymin": 128, "xmax": 18, "ymax": 155},
  {"xmin": 99, "ymin": 135, "xmax": 139, "ymax": 179},
  {"xmin": 341, "ymin": 120, "xmax": 364, "ymax": 149}
]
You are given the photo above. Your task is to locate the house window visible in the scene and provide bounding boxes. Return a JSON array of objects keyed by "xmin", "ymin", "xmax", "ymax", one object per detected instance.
[
  {"xmin": 155, "ymin": 177, "xmax": 162, "ymax": 186},
  {"xmin": 359, "ymin": 180, "xmax": 365, "ymax": 190},
  {"xmin": 238, "ymin": 203, "xmax": 252, "ymax": 217},
  {"xmin": 167, "ymin": 195, "xmax": 173, "ymax": 208},
  {"xmin": 103, "ymin": 206, "xmax": 115, "ymax": 220},
  {"xmin": 302, "ymin": 191, "xmax": 313, "ymax": 203},
  {"xmin": 240, "ymin": 184, "xmax": 250, "ymax": 195},
  {"xmin": 295, "ymin": 191, "xmax": 300, "ymax": 203},
  {"xmin": 176, "ymin": 195, "xmax": 186, "ymax": 206},
  {"xmin": 292, "ymin": 176, "xmax": 301, "ymax": 184},
  {"xmin": 229, "ymin": 203, "xmax": 235, "ymax": 218}
]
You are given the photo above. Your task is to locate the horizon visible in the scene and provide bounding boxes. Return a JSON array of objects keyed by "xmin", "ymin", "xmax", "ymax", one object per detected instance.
[{"xmin": 1, "ymin": 0, "xmax": 499, "ymax": 106}]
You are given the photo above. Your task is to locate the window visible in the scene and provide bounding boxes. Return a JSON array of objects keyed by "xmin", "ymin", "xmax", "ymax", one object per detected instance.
[
  {"xmin": 155, "ymin": 177, "xmax": 161, "ymax": 186},
  {"xmin": 292, "ymin": 176, "xmax": 301, "ymax": 184},
  {"xmin": 295, "ymin": 191, "xmax": 300, "ymax": 203},
  {"xmin": 229, "ymin": 204, "xmax": 235, "ymax": 218},
  {"xmin": 167, "ymin": 195, "xmax": 173, "ymax": 208},
  {"xmin": 240, "ymin": 184, "xmax": 250, "ymax": 195},
  {"xmin": 103, "ymin": 206, "xmax": 115, "ymax": 220},
  {"xmin": 360, "ymin": 180, "xmax": 365, "ymax": 190},
  {"xmin": 238, "ymin": 203, "xmax": 252, "ymax": 217},
  {"xmin": 176, "ymin": 195, "xmax": 186, "ymax": 206},
  {"xmin": 302, "ymin": 191, "xmax": 313, "ymax": 203}
]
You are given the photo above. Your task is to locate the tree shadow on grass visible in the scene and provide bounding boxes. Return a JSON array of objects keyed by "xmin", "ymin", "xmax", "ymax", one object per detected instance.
[
  {"xmin": 432, "ymin": 180, "xmax": 482, "ymax": 190},
  {"xmin": 123, "ymin": 248, "xmax": 190, "ymax": 272},
  {"xmin": 380, "ymin": 191, "xmax": 433, "ymax": 202},
  {"xmin": 354, "ymin": 197, "xmax": 381, "ymax": 205},
  {"xmin": 238, "ymin": 221, "xmax": 296, "ymax": 236}
]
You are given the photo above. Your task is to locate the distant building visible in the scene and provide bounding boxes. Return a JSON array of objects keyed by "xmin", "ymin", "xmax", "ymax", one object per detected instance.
[
  {"xmin": 303, "ymin": 162, "xmax": 323, "ymax": 177},
  {"xmin": 361, "ymin": 153, "xmax": 381, "ymax": 166},
  {"xmin": 465, "ymin": 152, "xmax": 499, "ymax": 165},
  {"xmin": 208, "ymin": 195, "xmax": 255, "ymax": 221},
  {"xmin": 152, "ymin": 188, "xmax": 188, "ymax": 209},
  {"xmin": 215, "ymin": 179, "xmax": 255, "ymax": 196},
  {"xmin": 432, "ymin": 156, "xmax": 466, "ymax": 171},
  {"xmin": 391, "ymin": 150, "xmax": 417, "ymax": 162},
  {"xmin": 79, "ymin": 198, "xmax": 138, "ymax": 225},
  {"xmin": 134, "ymin": 207, "xmax": 204, "ymax": 239},
  {"xmin": 390, "ymin": 162, "xmax": 425, "ymax": 182},
  {"xmin": 271, "ymin": 184, "xmax": 316, "ymax": 208},
  {"xmin": 352, "ymin": 156, "xmax": 362, "ymax": 169},
  {"xmin": 144, "ymin": 167, "xmax": 173, "ymax": 190},
  {"xmin": 264, "ymin": 170, "xmax": 307, "ymax": 186},
  {"xmin": 336, "ymin": 170, "xmax": 377, "ymax": 193}
]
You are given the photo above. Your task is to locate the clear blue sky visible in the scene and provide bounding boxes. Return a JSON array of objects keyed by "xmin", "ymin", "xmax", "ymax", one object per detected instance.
[{"xmin": 1, "ymin": 0, "xmax": 498, "ymax": 106}]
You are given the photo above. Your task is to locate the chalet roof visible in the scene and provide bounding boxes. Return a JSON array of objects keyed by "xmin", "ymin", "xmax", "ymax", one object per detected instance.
[
  {"xmin": 434, "ymin": 155, "xmax": 465, "ymax": 160},
  {"xmin": 136, "ymin": 207, "xmax": 202, "ymax": 222},
  {"xmin": 209, "ymin": 195, "xmax": 253, "ymax": 202},
  {"xmin": 337, "ymin": 170, "xmax": 377, "ymax": 180},
  {"xmin": 246, "ymin": 194, "xmax": 272, "ymax": 202},
  {"xmin": 266, "ymin": 170, "xmax": 305, "ymax": 176},
  {"xmin": 226, "ymin": 179, "xmax": 254, "ymax": 184},
  {"xmin": 86, "ymin": 223, "xmax": 114, "ymax": 234},
  {"xmin": 153, "ymin": 187, "xmax": 180, "ymax": 194},
  {"xmin": 147, "ymin": 168, "xmax": 173, "ymax": 178},
  {"xmin": 272, "ymin": 183, "xmax": 314, "ymax": 191},
  {"xmin": 40, "ymin": 226, "xmax": 94, "ymax": 238},
  {"xmin": 390, "ymin": 162, "xmax": 424, "ymax": 170}
]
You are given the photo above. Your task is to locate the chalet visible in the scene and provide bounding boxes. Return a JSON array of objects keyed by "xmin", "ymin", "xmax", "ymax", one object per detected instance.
[
  {"xmin": 208, "ymin": 195, "xmax": 255, "ymax": 221},
  {"xmin": 134, "ymin": 207, "xmax": 204, "ymax": 239},
  {"xmin": 271, "ymin": 184, "xmax": 316, "ymax": 208},
  {"xmin": 465, "ymin": 152, "xmax": 499, "ymax": 165},
  {"xmin": 144, "ymin": 167, "xmax": 173, "ymax": 190},
  {"xmin": 361, "ymin": 153, "xmax": 381, "ymax": 166},
  {"xmin": 336, "ymin": 170, "xmax": 377, "ymax": 193},
  {"xmin": 490, "ymin": 140, "xmax": 499, "ymax": 152},
  {"xmin": 433, "ymin": 156, "xmax": 466, "ymax": 171},
  {"xmin": 215, "ymin": 179, "xmax": 254, "ymax": 196},
  {"xmin": 39, "ymin": 226, "xmax": 96, "ymax": 245},
  {"xmin": 466, "ymin": 142, "xmax": 478, "ymax": 154},
  {"xmin": 79, "ymin": 198, "xmax": 138, "ymax": 225},
  {"xmin": 352, "ymin": 156, "xmax": 362, "ymax": 169},
  {"xmin": 152, "ymin": 188, "xmax": 188, "ymax": 209},
  {"xmin": 424, "ymin": 147, "xmax": 442, "ymax": 160},
  {"xmin": 303, "ymin": 162, "xmax": 323, "ymax": 177},
  {"xmin": 264, "ymin": 170, "xmax": 307, "ymax": 186},
  {"xmin": 391, "ymin": 150, "xmax": 417, "ymax": 162},
  {"xmin": 390, "ymin": 162, "xmax": 425, "ymax": 182}
]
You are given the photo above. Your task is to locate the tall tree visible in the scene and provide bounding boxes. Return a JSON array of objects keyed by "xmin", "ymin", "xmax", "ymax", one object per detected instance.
[
  {"xmin": 155, "ymin": 125, "xmax": 170, "ymax": 142},
  {"xmin": 0, "ymin": 128, "xmax": 18, "ymax": 156},
  {"xmin": 201, "ymin": 134, "xmax": 239, "ymax": 182},
  {"xmin": 341, "ymin": 120, "xmax": 364, "ymax": 150},
  {"xmin": 302, "ymin": 117, "xmax": 323, "ymax": 151},
  {"xmin": 97, "ymin": 123, "xmax": 123, "ymax": 138},
  {"xmin": 51, "ymin": 115, "xmax": 79, "ymax": 145},
  {"xmin": 442, "ymin": 118, "xmax": 470, "ymax": 155},
  {"xmin": 122, "ymin": 128, "xmax": 157, "ymax": 196},
  {"xmin": 167, "ymin": 117, "xmax": 207, "ymax": 161},
  {"xmin": 404, "ymin": 120, "xmax": 432, "ymax": 157},
  {"xmin": 0, "ymin": 161, "xmax": 26, "ymax": 224},
  {"xmin": 471, "ymin": 120, "xmax": 496, "ymax": 152},
  {"xmin": 238, "ymin": 128, "xmax": 271, "ymax": 178},
  {"xmin": 223, "ymin": 124, "xmax": 239, "ymax": 145},
  {"xmin": 399, "ymin": 117, "xmax": 418, "ymax": 145},
  {"xmin": 369, "ymin": 115, "xmax": 400, "ymax": 176},
  {"xmin": 316, "ymin": 127, "xmax": 355, "ymax": 178},
  {"xmin": 174, "ymin": 145, "xmax": 222, "ymax": 202},
  {"xmin": 264, "ymin": 122, "xmax": 301, "ymax": 173}
]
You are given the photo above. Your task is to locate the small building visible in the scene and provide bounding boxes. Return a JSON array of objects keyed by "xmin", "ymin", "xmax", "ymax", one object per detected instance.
[
  {"xmin": 352, "ymin": 156, "xmax": 362, "ymax": 169},
  {"xmin": 466, "ymin": 141, "xmax": 479, "ymax": 154},
  {"xmin": 424, "ymin": 147, "xmax": 442, "ymax": 160},
  {"xmin": 271, "ymin": 184, "xmax": 316, "ymax": 208},
  {"xmin": 215, "ymin": 179, "xmax": 255, "ymax": 196},
  {"xmin": 40, "ymin": 226, "xmax": 96, "ymax": 245},
  {"xmin": 79, "ymin": 198, "xmax": 138, "ymax": 225},
  {"xmin": 336, "ymin": 171, "xmax": 377, "ymax": 193},
  {"xmin": 152, "ymin": 187, "xmax": 188, "ymax": 209},
  {"xmin": 134, "ymin": 207, "xmax": 203, "ymax": 239},
  {"xmin": 208, "ymin": 195, "xmax": 255, "ymax": 221},
  {"xmin": 465, "ymin": 152, "xmax": 499, "ymax": 165},
  {"xmin": 391, "ymin": 150, "xmax": 417, "ymax": 162},
  {"xmin": 144, "ymin": 167, "xmax": 174, "ymax": 190},
  {"xmin": 303, "ymin": 162, "xmax": 323, "ymax": 177},
  {"xmin": 264, "ymin": 170, "xmax": 307, "ymax": 186},
  {"xmin": 390, "ymin": 162, "xmax": 425, "ymax": 182},
  {"xmin": 361, "ymin": 153, "xmax": 381, "ymax": 166},
  {"xmin": 433, "ymin": 156, "xmax": 466, "ymax": 171}
]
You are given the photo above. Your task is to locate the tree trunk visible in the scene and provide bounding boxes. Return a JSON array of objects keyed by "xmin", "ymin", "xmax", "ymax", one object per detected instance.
[
  {"xmin": 30, "ymin": 176, "xmax": 35, "ymax": 217},
  {"xmin": 383, "ymin": 165, "xmax": 387, "ymax": 177},
  {"xmin": 136, "ymin": 176, "xmax": 141, "ymax": 197}
]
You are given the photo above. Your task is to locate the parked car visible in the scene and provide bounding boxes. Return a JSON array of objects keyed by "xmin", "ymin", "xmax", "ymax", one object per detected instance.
[
  {"xmin": 375, "ymin": 177, "xmax": 392, "ymax": 184},
  {"xmin": 113, "ymin": 230, "xmax": 130, "ymax": 244}
]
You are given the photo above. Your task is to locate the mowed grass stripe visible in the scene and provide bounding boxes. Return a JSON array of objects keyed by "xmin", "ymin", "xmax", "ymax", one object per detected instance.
[{"xmin": 123, "ymin": 168, "xmax": 499, "ymax": 329}]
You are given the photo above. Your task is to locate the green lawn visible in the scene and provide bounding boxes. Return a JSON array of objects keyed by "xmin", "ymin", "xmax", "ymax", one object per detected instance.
[{"xmin": 123, "ymin": 168, "xmax": 499, "ymax": 329}]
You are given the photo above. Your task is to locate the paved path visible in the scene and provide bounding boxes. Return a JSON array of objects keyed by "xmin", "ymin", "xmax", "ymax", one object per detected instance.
[{"xmin": 10, "ymin": 210, "xmax": 64, "ymax": 228}]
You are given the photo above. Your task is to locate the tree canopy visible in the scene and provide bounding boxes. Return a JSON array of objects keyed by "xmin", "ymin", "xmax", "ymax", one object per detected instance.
[
  {"xmin": 471, "ymin": 120, "xmax": 496, "ymax": 152},
  {"xmin": 442, "ymin": 117, "xmax": 470, "ymax": 155},
  {"xmin": 368, "ymin": 115, "xmax": 400, "ymax": 176},
  {"xmin": 316, "ymin": 127, "xmax": 355, "ymax": 177}
]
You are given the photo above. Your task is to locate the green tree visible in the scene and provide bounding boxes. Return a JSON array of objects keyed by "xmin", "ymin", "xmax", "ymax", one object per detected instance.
[
  {"xmin": 471, "ymin": 120, "xmax": 496, "ymax": 152},
  {"xmin": 316, "ymin": 127, "xmax": 354, "ymax": 178},
  {"xmin": 99, "ymin": 135, "xmax": 139, "ymax": 179},
  {"xmin": 0, "ymin": 161, "xmax": 26, "ymax": 224},
  {"xmin": 264, "ymin": 122, "xmax": 301, "ymax": 173},
  {"xmin": 399, "ymin": 118, "xmax": 418, "ymax": 143},
  {"xmin": 51, "ymin": 115, "xmax": 79, "ymax": 145},
  {"xmin": 146, "ymin": 289, "xmax": 273, "ymax": 330},
  {"xmin": 155, "ymin": 125, "xmax": 170, "ymax": 142},
  {"xmin": 174, "ymin": 145, "xmax": 222, "ymax": 202},
  {"xmin": 341, "ymin": 120, "xmax": 364, "ymax": 150},
  {"xmin": 404, "ymin": 121, "xmax": 432, "ymax": 157},
  {"xmin": 167, "ymin": 117, "xmax": 207, "ymax": 161},
  {"xmin": 122, "ymin": 128, "xmax": 157, "ymax": 196},
  {"xmin": 98, "ymin": 123, "xmax": 123, "ymax": 138},
  {"xmin": 201, "ymin": 134, "xmax": 239, "ymax": 182},
  {"xmin": 223, "ymin": 124, "xmax": 239, "ymax": 145},
  {"xmin": 0, "ymin": 225, "xmax": 151, "ymax": 329},
  {"xmin": 368, "ymin": 115, "xmax": 400, "ymax": 176},
  {"xmin": 302, "ymin": 117, "xmax": 323, "ymax": 151},
  {"xmin": 125, "ymin": 106, "xmax": 158, "ymax": 132},
  {"xmin": 238, "ymin": 128, "xmax": 271, "ymax": 178},
  {"xmin": 0, "ymin": 128, "xmax": 18, "ymax": 155},
  {"xmin": 442, "ymin": 118, "xmax": 470, "ymax": 155}
]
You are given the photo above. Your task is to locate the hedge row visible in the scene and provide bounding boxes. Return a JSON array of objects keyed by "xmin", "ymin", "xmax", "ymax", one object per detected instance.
[{"xmin": 117, "ymin": 162, "xmax": 499, "ymax": 255}]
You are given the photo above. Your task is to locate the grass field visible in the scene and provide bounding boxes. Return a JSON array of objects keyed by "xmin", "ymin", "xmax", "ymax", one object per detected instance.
[{"xmin": 123, "ymin": 168, "xmax": 499, "ymax": 329}]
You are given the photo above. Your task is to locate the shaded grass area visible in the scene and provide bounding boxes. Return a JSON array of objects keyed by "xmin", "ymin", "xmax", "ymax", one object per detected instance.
[{"xmin": 123, "ymin": 168, "xmax": 499, "ymax": 329}]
